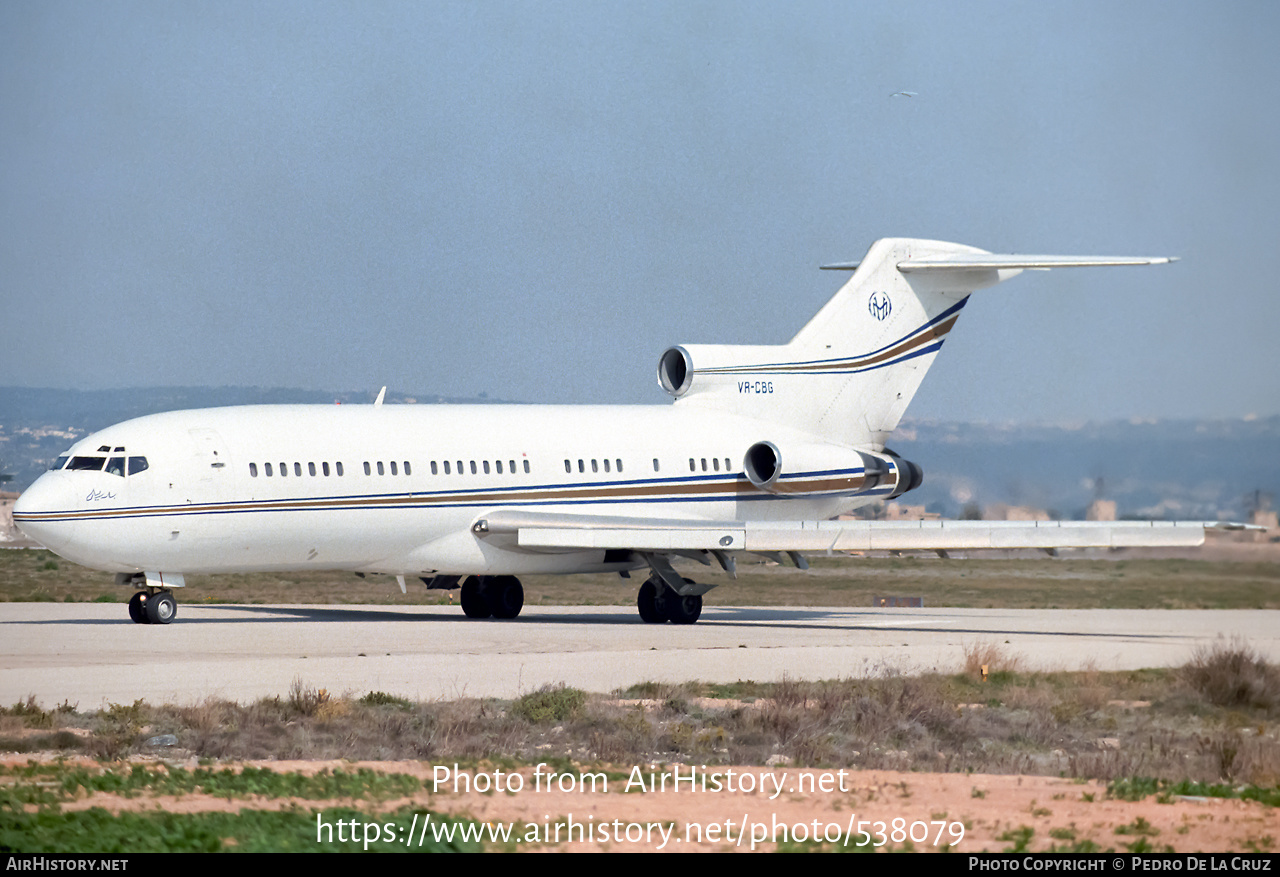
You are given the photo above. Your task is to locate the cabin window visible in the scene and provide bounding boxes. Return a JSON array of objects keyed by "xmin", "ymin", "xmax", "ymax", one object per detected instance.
[
  {"xmin": 431, "ymin": 461, "xmax": 438, "ymax": 475},
  {"xmin": 322, "ymin": 462, "xmax": 330, "ymax": 476},
  {"xmin": 308, "ymin": 462, "xmax": 316, "ymax": 476},
  {"xmin": 404, "ymin": 461, "xmax": 411, "ymax": 475},
  {"xmin": 470, "ymin": 461, "xmax": 477, "ymax": 474},
  {"xmin": 578, "ymin": 459, "xmax": 585, "ymax": 473},
  {"xmin": 482, "ymin": 460, "xmax": 490, "ymax": 474},
  {"xmin": 294, "ymin": 462, "xmax": 303, "ymax": 477},
  {"xmin": 444, "ymin": 461, "xmax": 451, "ymax": 474},
  {"xmin": 653, "ymin": 458, "xmax": 660, "ymax": 472},
  {"xmin": 495, "ymin": 460, "xmax": 503, "ymax": 474},
  {"xmin": 128, "ymin": 457, "xmax": 148, "ymax": 476},
  {"xmin": 456, "ymin": 461, "xmax": 463, "ymax": 474},
  {"xmin": 602, "ymin": 459, "xmax": 610, "ymax": 473},
  {"xmin": 523, "ymin": 460, "xmax": 530, "ymax": 474},
  {"xmin": 68, "ymin": 456, "xmax": 106, "ymax": 471},
  {"xmin": 265, "ymin": 462, "xmax": 274, "ymax": 476},
  {"xmin": 688, "ymin": 458, "xmax": 695, "ymax": 472},
  {"xmin": 336, "ymin": 462, "xmax": 344, "ymax": 476},
  {"xmin": 701, "ymin": 458, "xmax": 707, "ymax": 472},
  {"xmin": 509, "ymin": 460, "xmax": 516, "ymax": 473},
  {"xmin": 363, "ymin": 462, "xmax": 371, "ymax": 476},
  {"xmin": 377, "ymin": 462, "xmax": 385, "ymax": 475},
  {"xmin": 249, "ymin": 463, "xmax": 258, "ymax": 477},
  {"xmin": 390, "ymin": 461, "xmax": 398, "ymax": 475},
  {"xmin": 616, "ymin": 459, "xmax": 623, "ymax": 472},
  {"xmin": 591, "ymin": 459, "xmax": 598, "ymax": 473},
  {"xmin": 564, "ymin": 460, "xmax": 571, "ymax": 473},
  {"xmin": 712, "ymin": 458, "xmax": 720, "ymax": 471},
  {"xmin": 724, "ymin": 458, "xmax": 731, "ymax": 471}
]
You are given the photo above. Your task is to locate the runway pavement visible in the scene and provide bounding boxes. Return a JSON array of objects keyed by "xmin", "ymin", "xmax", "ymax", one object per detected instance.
[{"xmin": 2, "ymin": 603, "xmax": 1278, "ymax": 708}]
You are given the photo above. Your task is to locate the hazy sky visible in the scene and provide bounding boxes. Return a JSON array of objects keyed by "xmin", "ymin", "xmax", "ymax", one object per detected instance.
[{"xmin": 3, "ymin": 1, "xmax": 1277, "ymax": 423}]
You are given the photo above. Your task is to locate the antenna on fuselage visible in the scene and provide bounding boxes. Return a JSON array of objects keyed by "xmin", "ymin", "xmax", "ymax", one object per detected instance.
[{"xmin": 374, "ymin": 386, "xmax": 387, "ymax": 407}]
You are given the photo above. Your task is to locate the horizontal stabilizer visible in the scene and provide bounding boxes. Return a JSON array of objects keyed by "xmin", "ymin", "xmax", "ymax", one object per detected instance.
[
  {"xmin": 820, "ymin": 255, "xmax": 1176, "ymax": 272},
  {"xmin": 897, "ymin": 254, "xmax": 1177, "ymax": 271}
]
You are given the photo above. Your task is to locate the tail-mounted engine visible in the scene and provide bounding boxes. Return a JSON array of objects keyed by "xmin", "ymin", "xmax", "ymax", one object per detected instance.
[
  {"xmin": 881, "ymin": 448, "xmax": 924, "ymax": 499},
  {"xmin": 658, "ymin": 346, "xmax": 694, "ymax": 397},
  {"xmin": 657, "ymin": 343, "xmax": 790, "ymax": 400},
  {"xmin": 742, "ymin": 440, "xmax": 923, "ymax": 499},
  {"xmin": 659, "ymin": 345, "xmax": 924, "ymax": 500}
]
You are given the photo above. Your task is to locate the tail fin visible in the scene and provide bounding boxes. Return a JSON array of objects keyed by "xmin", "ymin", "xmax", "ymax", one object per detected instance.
[{"xmin": 661, "ymin": 237, "xmax": 1172, "ymax": 449}]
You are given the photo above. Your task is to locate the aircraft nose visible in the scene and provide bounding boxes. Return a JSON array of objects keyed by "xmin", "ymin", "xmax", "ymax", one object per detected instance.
[{"xmin": 12, "ymin": 473, "xmax": 78, "ymax": 547}]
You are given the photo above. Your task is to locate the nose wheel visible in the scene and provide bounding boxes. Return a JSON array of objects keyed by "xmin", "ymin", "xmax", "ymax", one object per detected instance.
[{"xmin": 128, "ymin": 589, "xmax": 177, "ymax": 624}]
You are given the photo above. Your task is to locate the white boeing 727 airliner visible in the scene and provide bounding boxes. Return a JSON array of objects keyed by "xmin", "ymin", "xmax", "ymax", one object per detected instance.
[{"xmin": 14, "ymin": 237, "xmax": 1221, "ymax": 626}]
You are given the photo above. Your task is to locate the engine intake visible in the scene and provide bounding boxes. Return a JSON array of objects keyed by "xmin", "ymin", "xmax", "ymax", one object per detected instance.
[
  {"xmin": 657, "ymin": 346, "xmax": 693, "ymax": 397},
  {"xmin": 742, "ymin": 441, "xmax": 782, "ymax": 490}
]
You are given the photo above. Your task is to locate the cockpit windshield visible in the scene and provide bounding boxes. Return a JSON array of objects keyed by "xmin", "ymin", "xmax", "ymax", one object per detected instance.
[{"xmin": 55, "ymin": 452, "xmax": 148, "ymax": 477}]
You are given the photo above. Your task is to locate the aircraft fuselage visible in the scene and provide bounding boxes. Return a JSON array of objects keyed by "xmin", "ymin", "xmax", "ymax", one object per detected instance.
[{"xmin": 15, "ymin": 403, "xmax": 876, "ymax": 577}]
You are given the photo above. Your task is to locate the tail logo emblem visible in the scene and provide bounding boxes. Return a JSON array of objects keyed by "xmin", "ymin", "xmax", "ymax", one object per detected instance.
[{"xmin": 868, "ymin": 291, "xmax": 892, "ymax": 321}]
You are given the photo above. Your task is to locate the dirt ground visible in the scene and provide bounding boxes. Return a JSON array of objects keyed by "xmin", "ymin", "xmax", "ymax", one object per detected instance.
[{"xmin": 11, "ymin": 756, "xmax": 1278, "ymax": 853}]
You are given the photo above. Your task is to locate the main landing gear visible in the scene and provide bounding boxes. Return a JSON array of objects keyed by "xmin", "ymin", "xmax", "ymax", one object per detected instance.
[
  {"xmin": 636, "ymin": 577, "xmax": 702, "ymax": 625},
  {"xmin": 127, "ymin": 589, "xmax": 177, "ymax": 625},
  {"xmin": 459, "ymin": 575, "xmax": 525, "ymax": 619}
]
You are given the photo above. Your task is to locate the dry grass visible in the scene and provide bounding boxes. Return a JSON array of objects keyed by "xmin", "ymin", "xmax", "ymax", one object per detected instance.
[
  {"xmin": 962, "ymin": 641, "xmax": 1024, "ymax": 680},
  {"xmin": 4, "ymin": 548, "xmax": 1279, "ymax": 609},
  {"xmin": 5, "ymin": 648, "xmax": 1280, "ymax": 786},
  {"xmin": 1181, "ymin": 638, "xmax": 1280, "ymax": 711}
]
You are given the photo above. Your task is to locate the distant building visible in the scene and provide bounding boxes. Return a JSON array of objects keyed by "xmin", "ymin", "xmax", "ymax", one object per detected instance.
[
  {"xmin": 840, "ymin": 502, "xmax": 939, "ymax": 521},
  {"xmin": 881, "ymin": 503, "xmax": 940, "ymax": 521},
  {"xmin": 1086, "ymin": 499, "xmax": 1117, "ymax": 521},
  {"xmin": 0, "ymin": 491, "xmax": 18, "ymax": 541},
  {"xmin": 1249, "ymin": 508, "xmax": 1278, "ymax": 541},
  {"xmin": 983, "ymin": 503, "xmax": 1050, "ymax": 521}
]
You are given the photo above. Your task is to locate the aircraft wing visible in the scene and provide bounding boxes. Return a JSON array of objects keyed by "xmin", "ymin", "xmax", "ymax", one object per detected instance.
[{"xmin": 476, "ymin": 510, "xmax": 1246, "ymax": 554}]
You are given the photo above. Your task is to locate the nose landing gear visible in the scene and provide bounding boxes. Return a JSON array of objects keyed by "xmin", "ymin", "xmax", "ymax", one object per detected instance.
[
  {"xmin": 118, "ymin": 572, "xmax": 184, "ymax": 625},
  {"xmin": 126, "ymin": 588, "xmax": 177, "ymax": 624}
]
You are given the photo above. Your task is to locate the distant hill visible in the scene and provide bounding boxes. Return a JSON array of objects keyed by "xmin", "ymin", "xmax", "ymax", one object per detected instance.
[
  {"xmin": 1, "ymin": 387, "xmax": 1275, "ymax": 521},
  {"xmin": 889, "ymin": 416, "xmax": 1279, "ymax": 521}
]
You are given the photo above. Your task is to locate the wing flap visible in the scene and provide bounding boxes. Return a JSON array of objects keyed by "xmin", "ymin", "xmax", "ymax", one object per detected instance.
[
  {"xmin": 746, "ymin": 519, "xmax": 1207, "ymax": 551},
  {"xmin": 520, "ymin": 526, "xmax": 747, "ymax": 552},
  {"xmin": 482, "ymin": 510, "xmax": 1218, "ymax": 553}
]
